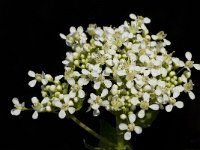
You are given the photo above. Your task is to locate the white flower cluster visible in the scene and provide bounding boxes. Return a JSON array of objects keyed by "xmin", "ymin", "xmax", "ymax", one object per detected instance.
[{"xmin": 11, "ymin": 13, "xmax": 200, "ymax": 141}]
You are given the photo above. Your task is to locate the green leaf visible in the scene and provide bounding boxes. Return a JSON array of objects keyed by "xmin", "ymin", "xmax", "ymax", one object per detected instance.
[{"xmin": 98, "ymin": 118, "xmax": 117, "ymax": 148}]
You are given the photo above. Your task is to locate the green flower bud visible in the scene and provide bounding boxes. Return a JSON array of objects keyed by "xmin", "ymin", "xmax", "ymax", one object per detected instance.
[
  {"xmin": 74, "ymin": 60, "xmax": 80, "ymax": 66},
  {"xmin": 120, "ymin": 114, "xmax": 127, "ymax": 120},
  {"xmin": 184, "ymin": 71, "xmax": 191, "ymax": 78},
  {"xmin": 169, "ymin": 71, "xmax": 176, "ymax": 77}
]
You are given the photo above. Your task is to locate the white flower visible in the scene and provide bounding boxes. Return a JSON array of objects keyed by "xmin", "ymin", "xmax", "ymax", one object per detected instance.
[
  {"xmin": 119, "ymin": 113, "xmax": 142, "ymax": 140},
  {"xmin": 11, "ymin": 98, "xmax": 25, "ymax": 116},
  {"xmin": 88, "ymin": 89, "xmax": 109, "ymax": 116},
  {"xmin": 185, "ymin": 51, "xmax": 200, "ymax": 70},
  {"xmin": 67, "ymin": 78, "xmax": 85, "ymax": 98},
  {"xmin": 54, "ymin": 95, "xmax": 75, "ymax": 119}
]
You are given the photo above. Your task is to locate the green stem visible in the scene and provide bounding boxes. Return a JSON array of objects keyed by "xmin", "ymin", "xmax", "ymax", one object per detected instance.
[
  {"xmin": 116, "ymin": 115, "xmax": 126, "ymax": 150},
  {"xmin": 69, "ymin": 114, "xmax": 115, "ymax": 147}
]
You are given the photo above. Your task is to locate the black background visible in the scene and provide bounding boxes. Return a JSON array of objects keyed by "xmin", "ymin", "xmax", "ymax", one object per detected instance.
[{"xmin": 1, "ymin": 0, "xmax": 200, "ymax": 150}]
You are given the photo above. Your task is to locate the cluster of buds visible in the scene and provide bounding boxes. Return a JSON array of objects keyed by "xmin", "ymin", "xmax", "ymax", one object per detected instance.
[{"xmin": 11, "ymin": 13, "xmax": 200, "ymax": 141}]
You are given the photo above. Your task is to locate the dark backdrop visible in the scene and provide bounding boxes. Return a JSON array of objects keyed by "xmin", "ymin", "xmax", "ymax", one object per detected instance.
[{"xmin": 1, "ymin": 0, "xmax": 200, "ymax": 150}]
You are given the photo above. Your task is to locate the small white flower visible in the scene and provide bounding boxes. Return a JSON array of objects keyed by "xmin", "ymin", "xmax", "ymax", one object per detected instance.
[
  {"xmin": 11, "ymin": 98, "xmax": 25, "ymax": 116},
  {"xmin": 119, "ymin": 113, "xmax": 142, "ymax": 140},
  {"xmin": 185, "ymin": 51, "xmax": 200, "ymax": 70}
]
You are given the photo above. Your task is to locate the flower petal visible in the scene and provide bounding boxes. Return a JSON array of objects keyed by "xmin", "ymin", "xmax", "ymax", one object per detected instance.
[
  {"xmin": 165, "ymin": 104, "xmax": 173, "ymax": 112},
  {"xmin": 104, "ymin": 80, "xmax": 112, "ymax": 88},
  {"xmin": 185, "ymin": 51, "xmax": 192, "ymax": 60},
  {"xmin": 129, "ymin": 13, "xmax": 137, "ymax": 20},
  {"xmin": 119, "ymin": 123, "xmax": 128, "ymax": 130},
  {"xmin": 32, "ymin": 111, "xmax": 38, "ymax": 119},
  {"xmin": 131, "ymin": 97, "xmax": 140, "ymax": 105},
  {"xmin": 143, "ymin": 17, "xmax": 151, "ymax": 24},
  {"xmin": 59, "ymin": 110, "xmax": 66, "ymax": 119},
  {"xmin": 78, "ymin": 90, "xmax": 85, "ymax": 98},
  {"xmin": 149, "ymin": 104, "xmax": 159, "ymax": 110},
  {"xmin": 101, "ymin": 89, "xmax": 108, "ymax": 97},
  {"xmin": 59, "ymin": 33, "xmax": 66, "ymax": 40},
  {"xmin": 93, "ymin": 109, "xmax": 100, "ymax": 116},
  {"xmin": 67, "ymin": 78, "xmax": 75, "ymax": 86},
  {"xmin": 54, "ymin": 101, "xmax": 62, "ymax": 108},
  {"xmin": 135, "ymin": 126, "xmax": 142, "ymax": 134},
  {"xmin": 69, "ymin": 90, "xmax": 76, "ymax": 98},
  {"xmin": 193, "ymin": 64, "xmax": 200, "ymax": 70},
  {"xmin": 94, "ymin": 82, "xmax": 101, "ymax": 90},
  {"xmin": 11, "ymin": 109, "xmax": 21, "ymax": 116},
  {"xmin": 28, "ymin": 70, "xmax": 35, "ymax": 77},
  {"xmin": 12, "ymin": 98, "xmax": 19, "ymax": 105},
  {"xmin": 138, "ymin": 109, "xmax": 145, "ymax": 118},
  {"xmin": 175, "ymin": 101, "xmax": 184, "ymax": 108},
  {"xmin": 90, "ymin": 93, "xmax": 97, "ymax": 100},
  {"xmin": 28, "ymin": 80, "xmax": 37, "ymax": 87},
  {"xmin": 124, "ymin": 132, "xmax": 131, "ymax": 140},
  {"xmin": 128, "ymin": 113, "xmax": 136, "ymax": 123},
  {"xmin": 189, "ymin": 91, "xmax": 195, "ymax": 100},
  {"xmin": 68, "ymin": 107, "xmax": 75, "ymax": 114}
]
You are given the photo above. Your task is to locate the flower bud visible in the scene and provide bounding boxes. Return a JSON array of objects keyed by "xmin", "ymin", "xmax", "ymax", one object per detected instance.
[{"xmin": 120, "ymin": 114, "xmax": 127, "ymax": 120}]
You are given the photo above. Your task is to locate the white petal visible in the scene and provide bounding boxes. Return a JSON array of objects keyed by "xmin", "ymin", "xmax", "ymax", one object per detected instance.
[
  {"xmin": 129, "ymin": 13, "xmax": 137, "ymax": 20},
  {"xmin": 126, "ymin": 81, "xmax": 133, "ymax": 89},
  {"xmin": 59, "ymin": 33, "xmax": 66, "ymax": 39},
  {"xmin": 67, "ymin": 78, "xmax": 75, "ymax": 86},
  {"xmin": 128, "ymin": 113, "xmax": 136, "ymax": 123},
  {"xmin": 78, "ymin": 90, "xmax": 85, "ymax": 98},
  {"xmin": 32, "ymin": 111, "xmax": 38, "ymax": 119},
  {"xmin": 138, "ymin": 110, "xmax": 145, "ymax": 118},
  {"xmin": 54, "ymin": 101, "xmax": 62, "ymax": 108},
  {"xmin": 12, "ymin": 98, "xmax": 19, "ymax": 105},
  {"xmin": 143, "ymin": 93, "xmax": 150, "ymax": 101},
  {"xmin": 165, "ymin": 104, "xmax": 173, "ymax": 112},
  {"xmin": 64, "ymin": 95, "xmax": 70, "ymax": 103},
  {"xmin": 185, "ymin": 51, "xmax": 192, "ymax": 60},
  {"xmin": 189, "ymin": 91, "xmax": 195, "ymax": 100},
  {"xmin": 119, "ymin": 123, "xmax": 128, "ymax": 130},
  {"xmin": 117, "ymin": 70, "xmax": 126, "ymax": 76},
  {"xmin": 106, "ymin": 59, "xmax": 113, "ymax": 66},
  {"xmin": 78, "ymin": 78, "xmax": 88, "ymax": 86},
  {"xmin": 134, "ymin": 126, "xmax": 142, "ymax": 134},
  {"xmin": 104, "ymin": 80, "xmax": 112, "ymax": 88},
  {"xmin": 175, "ymin": 101, "xmax": 184, "ymax": 108},
  {"xmin": 90, "ymin": 93, "xmax": 97, "ymax": 100},
  {"xmin": 91, "ymin": 71, "xmax": 99, "ymax": 78},
  {"xmin": 193, "ymin": 64, "xmax": 200, "ymax": 70},
  {"xmin": 93, "ymin": 109, "xmax": 100, "ymax": 116},
  {"xmin": 144, "ymin": 17, "xmax": 151, "ymax": 24},
  {"xmin": 91, "ymin": 104, "xmax": 99, "ymax": 110},
  {"xmin": 11, "ymin": 109, "xmax": 21, "ymax": 116},
  {"xmin": 41, "ymin": 97, "xmax": 49, "ymax": 104},
  {"xmin": 101, "ymin": 100, "xmax": 109, "ymax": 107},
  {"xmin": 41, "ymin": 79, "xmax": 48, "ymax": 85},
  {"xmin": 101, "ymin": 89, "xmax": 108, "ymax": 97},
  {"xmin": 173, "ymin": 91, "xmax": 180, "ymax": 98},
  {"xmin": 69, "ymin": 91, "xmax": 76, "ymax": 98},
  {"xmin": 28, "ymin": 80, "xmax": 37, "ymax": 87},
  {"xmin": 94, "ymin": 82, "xmax": 101, "ymax": 90},
  {"xmin": 124, "ymin": 132, "xmax": 131, "ymax": 140},
  {"xmin": 70, "ymin": 26, "xmax": 76, "ymax": 33},
  {"xmin": 68, "ymin": 107, "xmax": 75, "ymax": 114},
  {"xmin": 55, "ymin": 75, "xmax": 63, "ymax": 81},
  {"xmin": 31, "ymin": 97, "xmax": 39, "ymax": 104},
  {"xmin": 131, "ymin": 97, "xmax": 140, "ymax": 105},
  {"xmin": 82, "ymin": 69, "xmax": 90, "ymax": 75},
  {"xmin": 28, "ymin": 70, "xmax": 35, "ymax": 77},
  {"xmin": 149, "ymin": 104, "xmax": 159, "ymax": 110},
  {"xmin": 151, "ymin": 35, "xmax": 158, "ymax": 40},
  {"xmin": 59, "ymin": 110, "xmax": 66, "ymax": 119}
]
